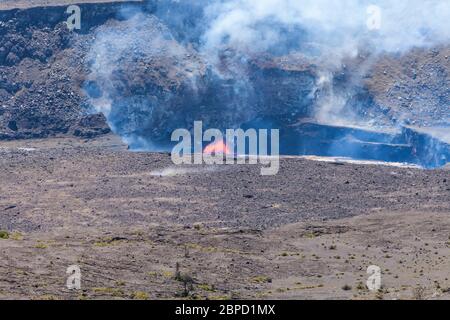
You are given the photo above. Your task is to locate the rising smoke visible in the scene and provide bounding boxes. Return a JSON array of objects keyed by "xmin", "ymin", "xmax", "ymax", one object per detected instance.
[
  {"xmin": 200, "ymin": 0, "xmax": 450, "ymax": 127},
  {"xmin": 86, "ymin": 0, "xmax": 450, "ymax": 149},
  {"xmin": 203, "ymin": 0, "xmax": 450, "ymax": 56}
]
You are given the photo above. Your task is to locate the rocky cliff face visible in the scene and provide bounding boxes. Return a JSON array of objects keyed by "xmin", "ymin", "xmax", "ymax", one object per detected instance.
[
  {"xmin": 0, "ymin": 1, "xmax": 147, "ymax": 139},
  {"xmin": 0, "ymin": 1, "xmax": 448, "ymax": 165}
]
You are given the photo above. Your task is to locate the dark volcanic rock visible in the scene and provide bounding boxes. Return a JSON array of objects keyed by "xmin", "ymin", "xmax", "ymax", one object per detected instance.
[
  {"xmin": 0, "ymin": 1, "xmax": 448, "ymax": 152},
  {"xmin": 0, "ymin": 2, "xmax": 146, "ymax": 140},
  {"xmin": 85, "ymin": 16, "xmax": 319, "ymax": 147}
]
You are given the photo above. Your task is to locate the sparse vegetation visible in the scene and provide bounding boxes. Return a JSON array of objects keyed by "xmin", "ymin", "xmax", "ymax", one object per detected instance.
[
  {"xmin": 77, "ymin": 293, "xmax": 88, "ymax": 300},
  {"xmin": 34, "ymin": 242, "xmax": 48, "ymax": 249},
  {"xmin": 162, "ymin": 271, "xmax": 173, "ymax": 278},
  {"xmin": 413, "ymin": 286, "xmax": 426, "ymax": 300},
  {"xmin": 93, "ymin": 287, "xmax": 125, "ymax": 297},
  {"xmin": 174, "ymin": 263, "xmax": 195, "ymax": 297},
  {"xmin": 198, "ymin": 284, "xmax": 216, "ymax": 292},
  {"xmin": 131, "ymin": 291, "xmax": 150, "ymax": 300},
  {"xmin": 251, "ymin": 276, "xmax": 272, "ymax": 284},
  {"xmin": 0, "ymin": 231, "xmax": 9, "ymax": 239},
  {"xmin": 356, "ymin": 281, "xmax": 367, "ymax": 291},
  {"xmin": 0, "ymin": 0, "xmax": 449, "ymax": 303},
  {"xmin": 208, "ymin": 295, "xmax": 231, "ymax": 300},
  {"xmin": 35, "ymin": 295, "xmax": 58, "ymax": 300},
  {"xmin": 93, "ymin": 237, "xmax": 126, "ymax": 247},
  {"xmin": 10, "ymin": 232, "xmax": 23, "ymax": 240},
  {"xmin": 193, "ymin": 223, "xmax": 202, "ymax": 230}
]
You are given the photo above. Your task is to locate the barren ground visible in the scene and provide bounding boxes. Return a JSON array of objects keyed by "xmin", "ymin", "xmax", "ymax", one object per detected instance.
[{"xmin": 0, "ymin": 135, "xmax": 448, "ymax": 300}]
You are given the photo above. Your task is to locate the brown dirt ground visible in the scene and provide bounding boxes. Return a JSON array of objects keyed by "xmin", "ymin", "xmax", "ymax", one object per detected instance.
[
  {"xmin": 0, "ymin": 0, "xmax": 142, "ymax": 10},
  {"xmin": 0, "ymin": 135, "xmax": 448, "ymax": 300}
]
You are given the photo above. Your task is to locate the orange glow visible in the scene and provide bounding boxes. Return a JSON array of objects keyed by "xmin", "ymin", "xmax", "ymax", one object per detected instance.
[{"xmin": 203, "ymin": 140, "xmax": 231, "ymax": 155}]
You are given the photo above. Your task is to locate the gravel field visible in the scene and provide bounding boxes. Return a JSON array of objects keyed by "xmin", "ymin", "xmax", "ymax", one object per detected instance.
[
  {"xmin": 0, "ymin": 135, "xmax": 448, "ymax": 299},
  {"xmin": 0, "ymin": 0, "xmax": 448, "ymax": 301}
]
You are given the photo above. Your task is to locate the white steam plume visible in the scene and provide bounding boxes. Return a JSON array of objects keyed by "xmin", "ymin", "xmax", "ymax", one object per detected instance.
[
  {"xmin": 203, "ymin": 0, "xmax": 450, "ymax": 56},
  {"xmin": 201, "ymin": 0, "xmax": 449, "ymax": 126}
]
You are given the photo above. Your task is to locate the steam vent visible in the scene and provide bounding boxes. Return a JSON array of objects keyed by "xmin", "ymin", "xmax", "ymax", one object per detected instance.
[
  {"xmin": 0, "ymin": 0, "xmax": 450, "ymax": 302},
  {"xmin": 0, "ymin": 0, "xmax": 449, "ymax": 168}
]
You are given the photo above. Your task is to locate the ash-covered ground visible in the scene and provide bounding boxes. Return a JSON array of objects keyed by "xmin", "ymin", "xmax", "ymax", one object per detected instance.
[
  {"xmin": 0, "ymin": 135, "xmax": 449, "ymax": 300},
  {"xmin": 0, "ymin": 0, "xmax": 449, "ymax": 300}
]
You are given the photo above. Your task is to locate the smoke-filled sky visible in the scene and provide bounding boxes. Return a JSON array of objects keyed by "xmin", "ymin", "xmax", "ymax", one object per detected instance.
[
  {"xmin": 199, "ymin": 0, "xmax": 450, "ymax": 125},
  {"xmin": 202, "ymin": 0, "xmax": 450, "ymax": 56},
  {"xmin": 86, "ymin": 0, "xmax": 449, "ymax": 149}
]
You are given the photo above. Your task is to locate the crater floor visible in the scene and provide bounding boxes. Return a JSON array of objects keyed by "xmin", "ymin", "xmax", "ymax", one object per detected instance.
[{"xmin": 0, "ymin": 135, "xmax": 448, "ymax": 299}]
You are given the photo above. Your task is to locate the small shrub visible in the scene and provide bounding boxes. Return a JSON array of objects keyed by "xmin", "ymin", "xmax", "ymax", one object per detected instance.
[
  {"xmin": 93, "ymin": 287, "xmax": 124, "ymax": 297},
  {"xmin": 356, "ymin": 281, "xmax": 367, "ymax": 291},
  {"xmin": 35, "ymin": 242, "xmax": 48, "ymax": 249},
  {"xmin": 10, "ymin": 232, "xmax": 23, "ymax": 240},
  {"xmin": 251, "ymin": 276, "xmax": 272, "ymax": 284},
  {"xmin": 174, "ymin": 263, "xmax": 195, "ymax": 297},
  {"xmin": 198, "ymin": 284, "xmax": 216, "ymax": 292},
  {"xmin": 413, "ymin": 286, "xmax": 426, "ymax": 300},
  {"xmin": 115, "ymin": 281, "xmax": 126, "ymax": 287},
  {"xmin": 0, "ymin": 231, "xmax": 9, "ymax": 239},
  {"xmin": 131, "ymin": 291, "xmax": 150, "ymax": 300}
]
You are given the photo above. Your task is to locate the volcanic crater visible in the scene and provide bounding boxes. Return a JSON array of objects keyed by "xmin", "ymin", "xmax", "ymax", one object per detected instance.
[{"xmin": 0, "ymin": 0, "xmax": 449, "ymax": 301}]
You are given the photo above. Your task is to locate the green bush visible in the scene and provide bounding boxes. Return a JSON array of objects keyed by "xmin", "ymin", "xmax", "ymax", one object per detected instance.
[{"xmin": 0, "ymin": 231, "xmax": 10, "ymax": 239}]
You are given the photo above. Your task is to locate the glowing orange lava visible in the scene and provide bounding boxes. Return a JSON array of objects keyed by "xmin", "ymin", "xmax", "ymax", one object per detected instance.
[{"xmin": 203, "ymin": 140, "xmax": 231, "ymax": 155}]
